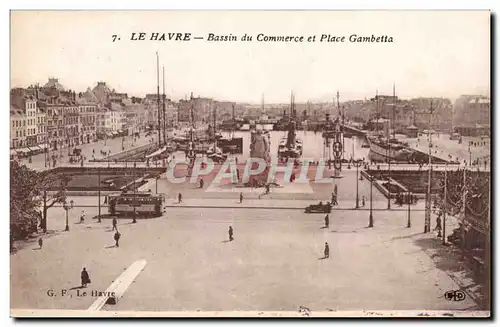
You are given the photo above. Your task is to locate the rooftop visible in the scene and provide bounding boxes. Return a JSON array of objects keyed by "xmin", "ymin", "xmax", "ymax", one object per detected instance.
[{"xmin": 43, "ymin": 78, "xmax": 65, "ymax": 91}]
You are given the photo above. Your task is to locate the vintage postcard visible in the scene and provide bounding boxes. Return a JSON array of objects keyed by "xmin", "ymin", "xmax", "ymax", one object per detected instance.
[{"xmin": 10, "ymin": 10, "xmax": 491, "ymax": 318}]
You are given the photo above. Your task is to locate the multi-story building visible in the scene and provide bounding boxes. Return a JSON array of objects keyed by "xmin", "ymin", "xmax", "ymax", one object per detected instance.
[
  {"xmin": 58, "ymin": 91, "xmax": 81, "ymax": 151},
  {"xmin": 10, "ymin": 107, "xmax": 26, "ymax": 149},
  {"xmin": 11, "ymin": 90, "xmax": 38, "ymax": 147},
  {"xmin": 97, "ymin": 107, "xmax": 112, "ymax": 136},
  {"xmin": 36, "ymin": 108, "xmax": 47, "ymax": 147},
  {"xmin": 34, "ymin": 79, "xmax": 69, "ymax": 151},
  {"xmin": 77, "ymin": 98, "xmax": 97, "ymax": 144},
  {"xmin": 109, "ymin": 102, "xmax": 126, "ymax": 132},
  {"xmin": 178, "ymin": 95, "xmax": 213, "ymax": 124},
  {"xmin": 409, "ymin": 97, "xmax": 453, "ymax": 131},
  {"xmin": 39, "ymin": 101, "xmax": 64, "ymax": 151},
  {"xmin": 454, "ymin": 95, "xmax": 490, "ymax": 127},
  {"xmin": 143, "ymin": 94, "xmax": 161, "ymax": 129}
]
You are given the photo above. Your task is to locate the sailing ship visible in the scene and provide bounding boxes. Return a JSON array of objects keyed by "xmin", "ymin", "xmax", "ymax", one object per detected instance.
[
  {"xmin": 277, "ymin": 91, "xmax": 303, "ymax": 159},
  {"xmin": 367, "ymin": 135, "xmax": 412, "ymax": 162}
]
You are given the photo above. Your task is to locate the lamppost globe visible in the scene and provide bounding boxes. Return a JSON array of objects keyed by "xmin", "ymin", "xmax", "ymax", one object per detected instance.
[{"xmin": 63, "ymin": 199, "xmax": 74, "ymax": 232}]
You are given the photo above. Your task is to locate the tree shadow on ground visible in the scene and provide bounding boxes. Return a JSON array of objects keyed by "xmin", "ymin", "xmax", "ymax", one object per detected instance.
[
  {"xmin": 32, "ymin": 247, "xmax": 42, "ymax": 251},
  {"xmin": 69, "ymin": 286, "xmax": 85, "ymax": 290},
  {"xmin": 318, "ymin": 256, "xmax": 328, "ymax": 260},
  {"xmin": 11, "ymin": 230, "xmax": 60, "ymax": 254},
  {"xmin": 104, "ymin": 245, "xmax": 117, "ymax": 249},
  {"xmin": 413, "ymin": 237, "xmax": 468, "ymax": 274},
  {"xmin": 413, "ymin": 236, "xmax": 489, "ymax": 310},
  {"xmin": 388, "ymin": 232, "xmax": 422, "ymax": 242},
  {"xmin": 221, "ymin": 240, "xmax": 232, "ymax": 243},
  {"xmin": 331, "ymin": 229, "xmax": 359, "ymax": 233},
  {"xmin": 320, "ymin": 226, "xmax": 328, "ymax": 230}
]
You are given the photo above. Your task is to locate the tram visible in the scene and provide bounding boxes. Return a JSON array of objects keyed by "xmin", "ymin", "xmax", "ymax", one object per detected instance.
[{"xmin": 108, "ymin": 192, "xmax": 166, "ymax": 217}]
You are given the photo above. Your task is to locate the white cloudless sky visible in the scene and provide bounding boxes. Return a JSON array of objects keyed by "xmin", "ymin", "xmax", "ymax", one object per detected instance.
[{"xmin": 11, "ymin": 10, "xmax": 490, "ymax": 103}]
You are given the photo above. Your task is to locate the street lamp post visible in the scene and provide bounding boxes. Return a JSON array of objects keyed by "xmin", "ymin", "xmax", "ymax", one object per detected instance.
[
  {"xmin": 351, "ymin": 159, "xmax": 362, "ymax": 209},
  {"xmin": 98, "ymin": 167, "xmax": 102, "ymax": 223},
  {"xmin": 468, "ymin": 144, "xmax": 472, "ymax": 167},
  {"xmin": 442, "ymin": 163, "xmax": 448, "ymax": 245},
  {"xmin": 368, "ymin": 172, "xmax": 374, "ymax": 228},
  {"xmin": 63, "ymin": 199, "xmax": 74, "ymax": 231},
  {"xmin": 132, "ymin": 161, "xmax": 137, "ymax": 224},
  {"xmin": 407, "ymin": 190, "xmax": 411, "ymax": 228}
]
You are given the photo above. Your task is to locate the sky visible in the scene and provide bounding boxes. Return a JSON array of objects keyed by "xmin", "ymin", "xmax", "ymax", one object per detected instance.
[{"xmin": 10, "ymin": 11, "xmax": 490, "ymax": 103}]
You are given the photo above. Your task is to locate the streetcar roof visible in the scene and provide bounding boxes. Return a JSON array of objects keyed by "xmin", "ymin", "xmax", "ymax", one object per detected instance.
[{"xmin": 109, "ymin": 192, "xmax": 163, "ymax": 198}]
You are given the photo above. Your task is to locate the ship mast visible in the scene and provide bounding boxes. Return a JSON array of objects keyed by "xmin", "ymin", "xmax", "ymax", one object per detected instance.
[
  {"xmin": 376, "ymin": 89, "xmax": 379, "ymax": 134},
  {"xmin": 337, "ymin": 91, "xmax": 344, "ymax": 161},
  {"xmin": 392, "ymin": 83, "xmax": 396, "ymax": 139},
  {"xmin": 230, "ymin": 103, "xmax": 235, "ymax": 139},
  {"xmin": 162, "ymin": 65, "xmax": 167, "ymax": 146},
  {"xmin": 213, "ymin": 103, "xmax": 217, "ymax": 147},
  {"xmin": 190, "ymin": 92, "xmax": 195, "ymax": 142},
  {"xmin": 156, "ymin": 52, "xmax": 161, "ymax": 147}
]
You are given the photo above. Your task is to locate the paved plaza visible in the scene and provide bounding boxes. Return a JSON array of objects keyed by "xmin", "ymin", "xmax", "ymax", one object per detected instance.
[{"xmin": 11, "ymin": 197, "xmax": 479, "ymax": 313}]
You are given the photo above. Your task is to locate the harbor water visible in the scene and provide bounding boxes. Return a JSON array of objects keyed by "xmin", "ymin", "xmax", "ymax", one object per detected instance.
[{"xmin": 231, "ymin": 130, "xmax": 371, "ymax": 162}]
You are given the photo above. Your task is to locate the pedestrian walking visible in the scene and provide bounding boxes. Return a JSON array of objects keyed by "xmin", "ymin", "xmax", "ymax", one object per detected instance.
[
  {"xmin": 362, "ymin": 196, "xmax": 366, "ymax": 207},
  {"xmin": 324, "ymin": 242, "xmax": 330, "ymax": 259},
  {"xmin": 239, "ymin": 192, "xmax": 243, "ymax": 204},
  {"xmin": 112, "ymin": 217, "xmax": 117, "ymax": 231},
  {"xmin": 114, "ymin": 231, "xmax": 121, "ymax": 247},
  {"xmin": 199, "ymin": 178, "xmax": 204, "ymax": 189},
  {"xmin": 324, "ymin": 214, "xmax": 329, "ymax": 228},
  {"xmin": 332, "ymin": 194, "xmax": 338, "ymax": 206},
  {"xmin": 435, "ymin": 215, "xmax": 442, "ymax": 233},
  {"xmin": 81, "ymin": 268, "xmax": 91, "ymax": 288},
  {"xmin": 80, "ymin": 210, "xmax": 86, "ymax": 223},
  {"xmin": 228, "ymin": 226, "xmax": 234, "ymax": 242},
  {"xmin": 178, "ymin": 193, "xmax": 183, "ymax": 203},
  {"xmin": 38, "ymin": 237, "xmax": 43, "ymax": 249}
]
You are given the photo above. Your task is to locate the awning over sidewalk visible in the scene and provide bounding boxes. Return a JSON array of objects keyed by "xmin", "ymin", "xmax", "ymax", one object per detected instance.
[
  {"xmin": 106, "ymin": 132, "xmax": 113, "ymax": 137},
  {"xmin": 27, "ymin": 146, "xmax": 42, "ymax": 152},
  {"xmin": 38, "ymin": 144, "xmax": 49, "ymax": 149},
  {"xmin": 15, "ymin": 147, "xmax": 31, "ymax": 154},
  {"xmin": 112, "ymin": 132, "xmax": 119, "ymax": 136}
]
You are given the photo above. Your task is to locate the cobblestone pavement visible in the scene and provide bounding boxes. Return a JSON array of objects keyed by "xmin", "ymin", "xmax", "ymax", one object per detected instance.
[{"xmin": 11, "ymin": 203, "xmax": 478, "ymax": 312}]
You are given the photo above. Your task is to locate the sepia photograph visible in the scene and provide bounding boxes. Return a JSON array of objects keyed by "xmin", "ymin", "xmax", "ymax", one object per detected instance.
[{"xmin": 9, "ymin": 10, "xmax": 491, "ymax": 318}]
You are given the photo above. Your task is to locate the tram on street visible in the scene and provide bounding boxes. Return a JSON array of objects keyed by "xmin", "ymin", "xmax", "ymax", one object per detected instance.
[{"xmin": 108, "ymin": 192, "xmax": 166, "ymax": 217}]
